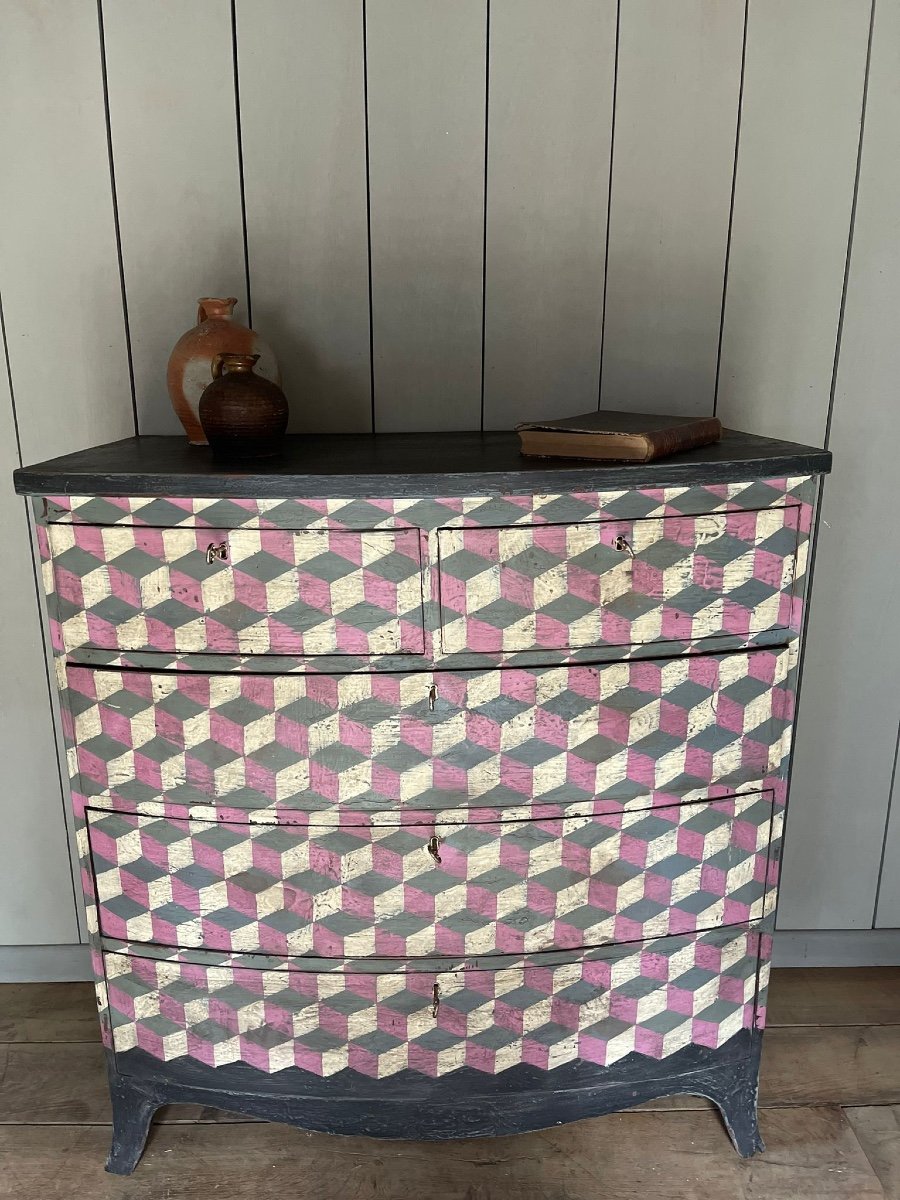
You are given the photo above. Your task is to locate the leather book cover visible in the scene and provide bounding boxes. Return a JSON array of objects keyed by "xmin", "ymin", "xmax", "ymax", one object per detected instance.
[{"xmin": 516, "ymin": 410, "xmax": 723, "ymax": 463}]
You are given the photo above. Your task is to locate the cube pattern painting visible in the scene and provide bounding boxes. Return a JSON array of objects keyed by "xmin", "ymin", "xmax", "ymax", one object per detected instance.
[
  {"xmin": 104, "ymin": 925, "xmax": 764, "ymax": 1077},
  {"xmin": 46, "ymin": 523, "xmax": 426, "ymax": 657},
  {"xmin": 33, "ymin": 480, "xmax": 809, "ymax": 1080},
  {"xmin": 64, "ymin": 649, "xmax": 792, "ymax": 815},
  {"xmin": 438, "ymin": 507, "xmax": 800, "ymax": 654},
  {"xmin": 88, "ymin": 793, "xmax": 775, "ymax": 957},
  {"xmin": 38, "ymin": 479, "xmax": 813, "ymax": 672}
]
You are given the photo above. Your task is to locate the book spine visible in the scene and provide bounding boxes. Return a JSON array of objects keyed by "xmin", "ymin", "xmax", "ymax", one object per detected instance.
[{"xmin": 644, "ymin": 418, "xmax": 722, "ymax": 461}]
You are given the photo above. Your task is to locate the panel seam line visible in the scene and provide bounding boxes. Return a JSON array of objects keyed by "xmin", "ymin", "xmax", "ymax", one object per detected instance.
[
  {"xmin": 713, "ymin": 0, "xmax": 749, "ymax": 417},
  {"xmin": 596, "ymin": 0, "xmax": 620, "ymax": 411}
]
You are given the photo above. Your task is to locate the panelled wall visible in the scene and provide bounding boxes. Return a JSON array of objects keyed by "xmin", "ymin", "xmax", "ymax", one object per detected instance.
[{"xmin": 0, "ymin": 0, "xmax": 897, "ymax": 968}]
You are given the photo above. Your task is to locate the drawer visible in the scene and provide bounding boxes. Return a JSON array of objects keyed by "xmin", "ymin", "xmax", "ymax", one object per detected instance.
[
  {"xmin": 66, "ymin": 649, "xmax": 791, "ymax": 813},
  {"xmin": 437, "ymin": 507, "xmax": 800, "ymax": 654},
  {"xmin": 87, "ymin": 793, "xmax": 774, "ymax": 957},
  {"xmin": 103, "ymin": 925, "xmax": 763, "ymax": 1076},
  {"xmin": 47, "ymin": 523, "xmax": 425, "ymax": 657}
]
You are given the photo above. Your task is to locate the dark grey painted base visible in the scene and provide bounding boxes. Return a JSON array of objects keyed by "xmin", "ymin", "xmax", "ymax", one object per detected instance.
[{"xmin": 105, "ymin": 1031, "xmax": 764, "ymax": 1175}]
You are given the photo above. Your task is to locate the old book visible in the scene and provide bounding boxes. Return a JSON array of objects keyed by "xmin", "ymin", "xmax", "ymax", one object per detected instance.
[{"xmin": 516, "ymin": 410, "xmax": 722, "ymax": 463}]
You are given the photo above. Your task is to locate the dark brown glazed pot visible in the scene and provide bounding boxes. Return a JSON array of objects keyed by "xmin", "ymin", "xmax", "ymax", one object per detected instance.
[{"xmin": 199, "ymin": 353, "xmax": 289, "ymax": 459}]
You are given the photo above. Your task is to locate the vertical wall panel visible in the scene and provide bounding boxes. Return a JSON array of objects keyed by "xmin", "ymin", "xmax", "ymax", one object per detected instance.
[
  {"xmin": 481, "ymin": 0, "xmax": 616, "ymax": 429},
  {"xmin": 237, "ymin": 0, "xmax": 371, "ymax": 433},
  {"xmin": 600, "ymin": 0, "xmax": 744, "ymax": 415},
  {"xmin": 0, "ymin": 0, "xmax": 135, "ymax": 945},
  {"xmin": 0, "ymin": 0, "xmax": 133, "ymax": 461},
  {"xmin": 782, "ymin": 0, "xmax": 900, "ymax": 929},
  {"xmin": 367, "ymin": 0, "xmax": 487, "ymax": 431},
  {"xmin": 103, "ymin": 0, "xmax": 247, "ymax": 435},
  {"xmin": 0, "ymin": 362, "xmax": 78, "ymax": 944},
  {"xmin": 877, "ymin": 734, "xmax": 900, "ymax": 926},
  {"xmin": 717, "ymin": 0, "xmax": 870, "ymax": 445}
]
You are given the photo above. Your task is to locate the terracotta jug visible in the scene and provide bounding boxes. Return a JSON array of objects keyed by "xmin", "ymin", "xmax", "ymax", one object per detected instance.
[
  {"xmin": 199, "ymin": 353, "xmax": 289, "ymax": 459},
  {"xmin": 166, "ymin": 298, "xmax": 280, "ymax": 445}
]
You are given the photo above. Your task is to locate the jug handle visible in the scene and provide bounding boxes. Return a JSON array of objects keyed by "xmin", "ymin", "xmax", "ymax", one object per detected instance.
[{"xmin": 210, "ymin": 352, "xmax": 227, "ymax": 380}]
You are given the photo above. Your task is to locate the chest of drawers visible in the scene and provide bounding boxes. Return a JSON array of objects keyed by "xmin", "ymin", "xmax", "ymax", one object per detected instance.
[{"xmin": 15, "ymin": 430, "xmax": 831, "ymax": 1174}]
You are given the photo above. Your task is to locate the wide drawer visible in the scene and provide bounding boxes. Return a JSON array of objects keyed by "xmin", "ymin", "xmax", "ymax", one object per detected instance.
[
  {"xmin": 103, "ymin": 925, "xmax": 764, "ymax": 1077},
  {"xmin": 87, "ymin": 792, "xmax": 774, "ymax": 957},
  {"xmin": 47, "ymin": 523, "xmax": 426, "ymax": 657},
  {"xmin": 437, "ymin": 507, "xmax": 800, "ymax": 654},
  {"xmin": 66, "ymin": 648, "xmax": 792, "ymax": 814}
]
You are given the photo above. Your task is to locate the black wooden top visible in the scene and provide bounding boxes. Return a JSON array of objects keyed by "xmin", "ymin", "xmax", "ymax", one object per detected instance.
[{"xmin": 14, "ymin": 430, "xmax": 831, "ymax": 499}]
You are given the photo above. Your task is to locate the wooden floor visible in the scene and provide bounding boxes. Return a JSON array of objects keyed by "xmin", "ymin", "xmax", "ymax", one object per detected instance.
[{"xmin": 1, "ymin": 969, "xmax": 899, "ymax": 1198}]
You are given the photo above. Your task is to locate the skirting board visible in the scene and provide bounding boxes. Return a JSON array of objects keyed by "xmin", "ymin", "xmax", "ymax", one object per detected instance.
[
  {"xmin": 0, "ymin": 943, "xmax": 91, "ymax": 982},
  {"xmin": 772, "ymin": 929, "xmax": 900, "ymax": 967},
  {"xmin": 0, "ymin": 932, "xmax": 899, "ymax": 982}
]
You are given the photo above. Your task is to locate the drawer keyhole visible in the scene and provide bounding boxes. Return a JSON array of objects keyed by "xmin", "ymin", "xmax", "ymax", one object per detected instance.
[
  {"xmin": 613, "ymin": 534, "xmax": 634, "ymax": 558},
  {"xmin": 206, "ymin": 541, "xmax": 228, "ymax": 565},
  {"xmin": 427, "ymin": 683, "xmax": 437, "ymax": 712},
  {"xmin": 431, "ymin": 983, "xmax": 441, "ymax": 1019},
  {"xmin": 427, "ymin": 834, "xmax": 442, "ymax": 864}
]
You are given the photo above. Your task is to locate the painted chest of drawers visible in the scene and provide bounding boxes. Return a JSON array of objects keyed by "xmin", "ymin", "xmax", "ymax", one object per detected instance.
[{"xmin": 15, "ymin": 430, "xmax": 831, "ymax": 1174}]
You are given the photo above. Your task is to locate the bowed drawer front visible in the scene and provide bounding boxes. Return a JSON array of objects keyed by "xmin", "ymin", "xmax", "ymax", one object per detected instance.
[
  {"xmin": 437, "ymin": 507, "xmax": 801, "ymax": 654},
  {"xmin": 87, "ymin": 793, "xmax": 775, "ymax": 957},
  {"xmin": 47, "ymin": 523, "xmax": 426, "ymax": 656},
  {"xmin": 66, "ymin": 649, "xmax": 792, "ymax": 813},
  {"xmin": 104, "ymin": 924, "xmax": 764, "ymax": 1079}
]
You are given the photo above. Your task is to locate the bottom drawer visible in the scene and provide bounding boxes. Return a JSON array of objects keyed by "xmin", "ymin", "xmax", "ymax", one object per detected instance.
[{"xmin": 103, "ymin": 925, "xmax": 765, "ymax": 1079}]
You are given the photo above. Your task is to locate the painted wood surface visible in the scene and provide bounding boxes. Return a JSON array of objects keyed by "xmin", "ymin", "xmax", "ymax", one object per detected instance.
[
  {"xmin": 102, "ymin": 0, "xmax": 248, "ymax": 436},
  {"xmin": 0, "ymin": 0, "xmax": 134, "ymax": 461},
  {"xmin": 1, "ymin": 0, "xmax": 899, "ymax": 958},
  {"xmin": 437, "ymin": 506, "xmax": 802, "ymax": 654},
  {"xmin": 0, "ymin": 347, "xmax": 78, "ymax": 945},
  {"xmin": 0, "ymin": 0, "xmax": 135, "ymax": 947},
  {"xmin": 716, "ymin": 0, "xmax": 871, "ymax": 443},
  {"xmin": 236, "ymin": 0, "xmax": 371, "ymax": 434},
  {"xmin": 881, "ymin": 760, "xmax": 900, "ymax": 927},
  {"xmin": 101, "ymin": 927, "xmax": 761, "ymax": 1078},
  {"xmin": 481, "ymin": 0, "xmax": 615, "ymax": 428},
  {"xmin": 86, "ymin": 796, "xmax": 774, "ymax": 957},
  {"xmin": 63, "ymin": 651, "xmax": 792, "ymax": 815},
  {"xmin": 366, "ymin": 0, "xmax": 487, "ymax": 431},
  {"xmin": 782, "ymin": 0, "xmax": 900, "ymax": 930},
  {"xmin": 46, "ymin": 522, "xmax": 426, "ymax": 657},
  {"xmin": 599, "ymin": 0, "xmax": 745, "ymax": 415}
]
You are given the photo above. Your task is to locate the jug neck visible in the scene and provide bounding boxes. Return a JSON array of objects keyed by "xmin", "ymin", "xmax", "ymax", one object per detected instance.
[{"xmin": 197, "ymin": 297, "xmax": 238, "ymax": 323}]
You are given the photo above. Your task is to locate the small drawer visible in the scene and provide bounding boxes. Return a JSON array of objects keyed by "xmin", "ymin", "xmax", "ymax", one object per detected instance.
[
  {"xmin": 66, "ymin": 649, "xmax": 791, "ymax": 814},
  {"xmin": 87, "ymin": 793, "xmax": 774, "ymax": 957},
  {"xmin": 103, "ymin": 924, "xmax": 764, "ymax": 1076},
  {"xmin": 47, "ymin": 523, "xmax": 425, "ymax": 657},
  {"xmin": 437, "ymin": 507, "xmax": 800, "ymax": 654}
]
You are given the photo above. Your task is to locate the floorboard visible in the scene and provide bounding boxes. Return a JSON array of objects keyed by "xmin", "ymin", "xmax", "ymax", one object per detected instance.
[
  {"xmin": 0, "ymin": 981, "xmax": 98, "ymax": 1042},
  {"xmin": 767, "ymin": 968, "xmax": 900, "ymax": 1026},
  {"xmin": 847, "ymin": 1108, "xmax": 900, "ymax": 1200},
  {"xmin": 0, "ymin": 1108, "xmax": 885, "ymax": 1200},
  {"xmin": 0, "ymin": 1043, "xmax": 244, "ymax": 1125}
]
